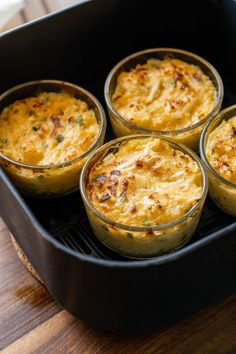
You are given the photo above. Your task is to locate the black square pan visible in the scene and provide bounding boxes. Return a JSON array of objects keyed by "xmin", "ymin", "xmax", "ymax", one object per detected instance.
[{"xmin": 1, "ymin": 0, "xmax": 236, "ymax": 331}]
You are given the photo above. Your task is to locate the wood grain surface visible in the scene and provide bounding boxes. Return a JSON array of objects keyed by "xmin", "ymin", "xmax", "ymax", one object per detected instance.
[
  {"xmin": 1, "ymin": 0, "xmax": 81, "ymax": 33},
  {"xmin": 1, "ymin": 216, "xmax": 236, "ymax": 354}
]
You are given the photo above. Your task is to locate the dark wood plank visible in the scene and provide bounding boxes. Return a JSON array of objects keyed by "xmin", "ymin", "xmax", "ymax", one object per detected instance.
[
  {"xmin": 1, "ymin": 217, "xmax": 236, "ymax": 353},
  {"xmin": 2, "ymin": 293, "xmax": 236, "ymax": 354},
  {"xmin": 0, "ymin": 219, "xmax": 61, "ymax": 350}
]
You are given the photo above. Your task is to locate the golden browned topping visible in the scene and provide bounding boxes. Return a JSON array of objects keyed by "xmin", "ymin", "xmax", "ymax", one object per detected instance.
[
  {"xmin": 206, "ymin": 117, "xmax": 236, "ymax": 183},
  {"xmin": 112, "ymin": 58, "xmax": 217, "ymax": 131},
  {"xmin": 0, "ymin": 92, "xmax": 99, "ymax": 165},
  {"xmin": 86, "ymin": 137, "xmax": 202, "ymax": 226}
]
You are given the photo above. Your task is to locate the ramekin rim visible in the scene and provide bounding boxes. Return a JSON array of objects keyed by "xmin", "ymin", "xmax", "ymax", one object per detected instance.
[
  {"xmin": 0, "ymin": 80, "xmax": 107, "ymax": 170},
  {"xmin": 80, "ymin": 134, "xmax": 209, "ymax": 232},
  {"xmin": 200, "ymin": 104, "xmax": 236, "ymax": 189},
  {"xmin": 104, "ymin": 47, "xmax": 224, "ymax": 134}
]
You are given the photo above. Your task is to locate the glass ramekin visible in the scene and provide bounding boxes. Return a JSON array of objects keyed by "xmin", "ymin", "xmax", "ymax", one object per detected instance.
[
  {"xmin": 104, "ymin": 48, "xmax": 224, "ymax": 151},
  {"xmin": 80, "ymin": 135, "xmax": 208, "ymax": 259},
  {"xmin": 0, "ymin": 80, "xmax": 106, "ymax": 198},
  {"xmin": 200, "ymin": 105, "xmax": 236, "ymax": 216}
]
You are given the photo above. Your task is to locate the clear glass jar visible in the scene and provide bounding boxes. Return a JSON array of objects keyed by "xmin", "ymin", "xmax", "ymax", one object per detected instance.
[
  {"xmin": 80, "ymin": 135, "xmax": 208, "ymax": 259},
  {"xmin": 200, "ymin": 105, "xmax": 236, "ymax": 216},
  {"xmin": 104, "ymin": 48, "xmax": 223, "ymax": 151},
  {"xmin": 0, "ymin": 80, "xmax": 106, "ymax": 198}
]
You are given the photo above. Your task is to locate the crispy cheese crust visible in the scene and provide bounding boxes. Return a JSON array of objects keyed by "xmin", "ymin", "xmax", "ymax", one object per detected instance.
[
  {"xmin": 206, "ymin": 117, "xmax": 236, "ymax": 184},
  {"xmin": 86, "ymin": 137, "xmax": 202, "ymax": 227},
  {"xmin": 0, "ymin": 92, "xmax": 99, "ymax": 165},
  {"xmin": 112, "ymin": 58, "xmax": 216, "ymax": 131}
]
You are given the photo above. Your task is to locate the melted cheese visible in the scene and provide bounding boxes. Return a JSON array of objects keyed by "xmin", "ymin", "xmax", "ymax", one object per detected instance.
[
  {"xmin": 206, "ymin": 117, "xmax": 236, "ymax": 183},
  {"xmin": 112, "ymin": 58, "xmax": 217, "ymax": 131},
  {"xmin": 87, "ymin": 137, "xmax": 202, "ymax": 227},
  {"xmin": 0, "ymin": 92, "xmax": 99, "ymax": 165}
]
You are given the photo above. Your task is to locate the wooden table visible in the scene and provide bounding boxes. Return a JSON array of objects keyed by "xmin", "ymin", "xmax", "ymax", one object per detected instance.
[
  {"xmin": 1, "ymin": 0, "xmax": 80, "ymax": 33},
  {"xmin": 1, "ymin": 218, "xmax": 236, "ymax": 353}
]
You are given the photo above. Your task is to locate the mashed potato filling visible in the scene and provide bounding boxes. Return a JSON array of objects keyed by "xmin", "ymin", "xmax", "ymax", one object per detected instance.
[
  {"xmin": 0, "ymin": 92, "xmax": 99, "ymax": 165},
  {"xmin": 206, "ymin": 117, "xmax": 236, "ymax": 183},
  {"xmin": 112, "ymin": 58, "xmax": 217, "ymax": 131},
  {"xmin": 87, "ymin": 137, "xmax": 202, "ymax": 227}
]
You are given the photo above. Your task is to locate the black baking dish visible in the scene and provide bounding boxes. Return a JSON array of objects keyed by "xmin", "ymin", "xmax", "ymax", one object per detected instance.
[{"xmin": 1, "ymin": 0, "xmax": 236, "ymax": 332}]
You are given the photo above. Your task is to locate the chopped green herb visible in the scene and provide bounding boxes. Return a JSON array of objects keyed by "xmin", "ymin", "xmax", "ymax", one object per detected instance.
[
  {"xmin": 43, "ymin": 97, "xmax": 49, "ymax": 104},
  {"xmin": 56, "ymin": 134, "xmax": 64, "ymax": 143},
  {"xmin": 181, "ymin": 234, "xmax": 189, "ymax": 242},
  {"xmin": 75, "ymin": 116, "xmax": 84, "ymax": 126},
  {"xmin": 0, "ymin": 138, "xmax": 8, "ymax": 144},
  {"xmin": 41, "ymin": 141, "xmax": 48, "ymax": 149},
  {"xmin": 127, "ymin": 232, "xmax": 134, "ymax": 239},
  {"xmin": 169, "ymin": 79, "xmax": 176, "ymax": 86},
  {"xmin": 101, "ymin": 224, "xmax": 109, "ymax": 232},
  {"xmin": 142, "ymin": 219, "xmax": 151, "ymax": 226},
  {"xmin": 158, "ymin": 237, "xmax": 166, "ymax": 243},
  {"xmin": 116, "ymin": 193, "xmax": 126, "ymax": 204},
  {"xmin": 37, "ymin": 174, "xmax": 44, "ymax": 180}
]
